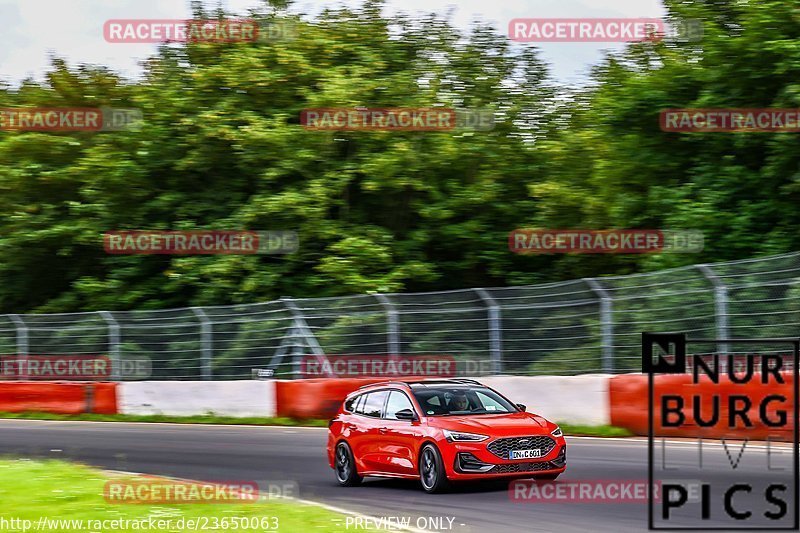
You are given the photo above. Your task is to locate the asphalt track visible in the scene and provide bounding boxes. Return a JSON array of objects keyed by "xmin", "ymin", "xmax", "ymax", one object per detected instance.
[{"xmin": 0, "ymin": 420, "xmax": 796, "ymax": 532}]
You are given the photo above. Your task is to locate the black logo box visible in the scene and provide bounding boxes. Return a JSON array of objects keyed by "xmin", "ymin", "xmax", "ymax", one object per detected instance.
[{"xmin": 643, "ymin": 333, "xmax": 800, "ymax": 530}]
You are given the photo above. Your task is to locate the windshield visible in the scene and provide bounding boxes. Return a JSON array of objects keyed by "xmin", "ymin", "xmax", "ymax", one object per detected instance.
[{"xmin": 411, "ymin": 386, "xmax": 517, "ymax": 416}]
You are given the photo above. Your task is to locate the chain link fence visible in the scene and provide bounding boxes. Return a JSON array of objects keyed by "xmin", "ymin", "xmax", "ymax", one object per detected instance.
[{"xmin": 1, "ymin": 252, "xmax": 799, "ymax": 380}]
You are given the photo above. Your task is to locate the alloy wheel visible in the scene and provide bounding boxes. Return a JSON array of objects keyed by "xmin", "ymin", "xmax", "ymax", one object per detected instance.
[
  {"xmin": 421, "ymin": 448, "xmax": 437, "ymax": 490},
  {"xmin": 335, "ymin": 443, "xmax": 351, "ymax": 482}
]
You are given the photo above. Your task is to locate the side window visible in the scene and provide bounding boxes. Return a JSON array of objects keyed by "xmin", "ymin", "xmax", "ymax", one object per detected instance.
[
  {"xmin": 384, "ymin": 391, "xmax": 415, "ymax": 420},
  {"xmin": 352, "ymin": 394, "xmax": 366, "ymax": 414},
  {"xmin": 344, "ymin": 395, "xmax": 358, "ymax": 413},
  {"xmin": 362, "ymin": 390, "xmax": 388, "ymax": 418}
]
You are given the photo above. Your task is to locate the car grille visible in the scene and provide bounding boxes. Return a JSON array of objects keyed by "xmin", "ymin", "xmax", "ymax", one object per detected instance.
[
  {"xmin": 455, "ymin": 446, "xmax": 566, "ymax": 475},
  {"xmin": 492, "ymin": 460, "xmax": 558, "ymax": 474},
  {"xmin": 487, "ymin": 436, "xmax": 556, "ymax": 459}
]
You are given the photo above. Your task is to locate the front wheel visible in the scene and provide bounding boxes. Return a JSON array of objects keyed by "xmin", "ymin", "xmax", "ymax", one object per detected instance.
[
  {"xmin": 419, "ymin": 444, "xmax": 450, "ymax": 493},
  {"xmin": 334, "ymin": 442, "xmax": 362, "ymax": 487}
]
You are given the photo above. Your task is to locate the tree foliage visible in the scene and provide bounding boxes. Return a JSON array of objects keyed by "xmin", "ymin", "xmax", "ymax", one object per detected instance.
[{"xmin": 1, "ymin": 0, "xmax": 798, "ymax": 313}]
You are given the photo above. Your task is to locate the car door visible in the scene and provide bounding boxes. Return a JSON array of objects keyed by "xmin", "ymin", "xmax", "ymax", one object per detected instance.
[
  {"xmin": 342, "ymin": 393, "xmax": 370, "ymax": 470},
  {"xmin": 377, "ymin": 390, "xmax": 421, "ymax": 476},
  {"xmin": 354, "ymin": 390, "xmax": 389, "ymax": 473}
]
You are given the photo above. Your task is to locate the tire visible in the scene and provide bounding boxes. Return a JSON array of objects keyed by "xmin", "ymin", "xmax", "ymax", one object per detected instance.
[
  {"xmin": 419, "ymin": 443, "xmax": 450, "ymax": 493},
  {"xmin": 334, "ymin": 441, "xmax": 362, "ymax": 487}
]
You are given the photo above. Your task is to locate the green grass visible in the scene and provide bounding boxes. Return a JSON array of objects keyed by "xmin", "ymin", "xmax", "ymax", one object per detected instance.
[
  {"xmin": 0, "ymin": 459, "xmax": 363, "ymax": 532},
  {"xmin": 0, "ymin": 411, "xmax": 632, "ymax": 437},
  {"xmin": 558, "ymin": 423, "xmax": 633, "ymax": 437}
]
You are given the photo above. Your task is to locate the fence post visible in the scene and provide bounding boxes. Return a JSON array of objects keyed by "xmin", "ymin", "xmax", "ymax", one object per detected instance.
[
  {"xmin": 281, "ymin": 297, "xmax": 334, "ymax": 378},
  {"xmin": 289, "ymin": 324, "xmax": 303, "ymax": 379},
  {"xmin": 585, "ymin": 278, "xmax": 614, "ymax": 373},
  {"xmin": 98, "ymin": 311, "xmax": 121, "ymax": 381},
  {"xmin": 375, "ymin": 294, "xmax": 400, "ymax": 357},
  {"xmin": 696, "ymin": 264, "xmax": 729, "ymax": 354},
  {"xmin": 474, "ymin": 289, "xmax": 503, "ymax": 374},
  {"xmin": 191, "ymin": 307, "xmax": 213, "ymax": 380},
  {"xmin": 9, "ymin": 314, "xmax": 28, "ymax": 380}
]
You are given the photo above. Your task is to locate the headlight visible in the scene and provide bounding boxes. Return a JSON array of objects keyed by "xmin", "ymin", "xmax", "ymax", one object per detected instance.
[
  {"xmin": 443, "ymin": 429, "xmax": 489, "ymax": 442},
  {"xmin": 551, "ymin": 426, "xmax": 563, "ymax": 438}
]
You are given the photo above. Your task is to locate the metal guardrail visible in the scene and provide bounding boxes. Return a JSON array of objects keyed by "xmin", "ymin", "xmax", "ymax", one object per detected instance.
[{"xmin": 1, "ymin": 251, "xmax": 799, "ymax": 380}]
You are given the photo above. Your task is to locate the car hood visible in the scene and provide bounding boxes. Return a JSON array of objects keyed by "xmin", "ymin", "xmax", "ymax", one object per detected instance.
[{"xmin": 427, "ymin": 412, "xmax": 554, "ymax": 435}]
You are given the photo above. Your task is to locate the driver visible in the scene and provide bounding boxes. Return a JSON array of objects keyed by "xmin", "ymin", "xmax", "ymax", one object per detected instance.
[{"xmin": 450, "ymin": 391, "xmax": 470, "ymax": 411}]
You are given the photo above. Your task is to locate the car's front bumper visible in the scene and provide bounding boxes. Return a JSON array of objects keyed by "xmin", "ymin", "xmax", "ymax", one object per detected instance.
[{"xmin": 442, "ymin": 438, "xmax": 567, "ymax": 480}]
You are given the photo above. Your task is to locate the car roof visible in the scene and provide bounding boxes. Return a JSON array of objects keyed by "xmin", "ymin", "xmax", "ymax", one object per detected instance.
[{"xmin": 352, "ymin": 378, "xmax": 485, "ymax": 392}]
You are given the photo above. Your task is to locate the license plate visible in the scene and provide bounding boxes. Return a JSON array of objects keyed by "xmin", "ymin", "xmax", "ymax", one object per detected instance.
[{"xmin": 509, "ymin": 448, "xmax": 542, "ymax": 460}]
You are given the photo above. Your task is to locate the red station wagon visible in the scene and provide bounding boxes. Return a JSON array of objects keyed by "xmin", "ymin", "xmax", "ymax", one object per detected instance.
[{"xmin": 327, "ymin": 379, "xmax": 567, "ymax": 493}]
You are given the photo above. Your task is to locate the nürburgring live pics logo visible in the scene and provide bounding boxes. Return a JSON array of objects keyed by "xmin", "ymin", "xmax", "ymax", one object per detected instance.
[{"xmin": 644, "ymin": 332, "xmax": 799, "ymax": 530}]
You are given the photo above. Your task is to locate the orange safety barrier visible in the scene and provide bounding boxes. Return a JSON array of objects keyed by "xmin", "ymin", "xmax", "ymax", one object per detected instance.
[
  {"xmin": 0, "ymin": 381, "xmax": 118, "ymax": 414},
  {"xmin": 276, "ymin": 377, "xmax": 412, "ymax": 419},
  {"xmin": 609, "ymin": 373, "xmax": 794, "ymax": 440}
]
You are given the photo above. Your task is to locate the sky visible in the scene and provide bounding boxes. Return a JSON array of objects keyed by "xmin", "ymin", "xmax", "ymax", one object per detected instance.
[{"xmin": 0, "ymin": 0, "xmax": 666, "ymax": 87}]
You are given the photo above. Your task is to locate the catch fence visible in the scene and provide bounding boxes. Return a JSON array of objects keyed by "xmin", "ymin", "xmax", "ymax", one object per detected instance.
[{"xmin": 1, "ymin": 252, "xmax": 799, "ymax": 379}]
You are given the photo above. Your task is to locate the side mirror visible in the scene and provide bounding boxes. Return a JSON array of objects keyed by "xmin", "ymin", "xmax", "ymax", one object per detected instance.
[
  {"xmin": 516, "ymin": 403, "xmax": 527, "ymax": 412},
  {"xmin": 395, "ymin": 409, "xmax": 417, "ymax": 420}
]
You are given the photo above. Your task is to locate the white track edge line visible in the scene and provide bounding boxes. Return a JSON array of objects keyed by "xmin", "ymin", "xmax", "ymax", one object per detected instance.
[{"xmin": 103, "ymin": 469, "xmax": 432, "ymax": 533}]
